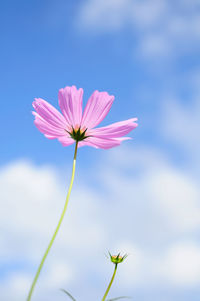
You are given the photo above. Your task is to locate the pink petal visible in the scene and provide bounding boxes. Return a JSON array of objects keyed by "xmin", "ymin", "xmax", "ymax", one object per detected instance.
[
  {"xmin": 58, "ymin": 86, "xmax": 83, "ymax": 128},
  {"xmin": 33, "ymin": 98, "xmax": 67, "ymax": 128},
  {"xmin": 78, "ymin": 137, "xmax": 125, "ymax": 149},
  {"xmin": 81, "ymin": 90, "xmax": 114, "ymax": 129},
  {"xmin": 33, "ymin": 111, "xmax": 74, "ymax": 145},
  {"xmin": 33, "ymin": 112, "xmax": 66, "ymax": 138},
  {"xmin": 44, "ymin": 135, "xmax": 57, "ymax": 140},
  {"xmin": 57, "ymin": 136, "xmax": 75, "ymax": 147},
  {"xmin": 89, "ymin": 118, "xmax": 138, "ymax": 139}
]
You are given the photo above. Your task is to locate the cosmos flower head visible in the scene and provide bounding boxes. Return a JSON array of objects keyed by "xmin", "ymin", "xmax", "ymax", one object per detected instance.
[{"xmin": 32, "ymin": 85, "xmax": 138, "ymax": 149}]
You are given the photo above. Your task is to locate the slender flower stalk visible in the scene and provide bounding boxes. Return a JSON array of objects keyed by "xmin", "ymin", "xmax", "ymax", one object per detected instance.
[
  {"xmin": 27, "ymin": 141, "xmax": 78, "ymax": 301},
  {"xmin": 102, "ymin": 263, "xmax": 118, "ymax": 301}
]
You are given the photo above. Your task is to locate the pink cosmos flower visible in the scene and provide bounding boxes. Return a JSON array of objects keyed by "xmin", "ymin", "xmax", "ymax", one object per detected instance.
[{"xmin": 32, "ymin": 86, "xmax": 138, "ymax": 149}]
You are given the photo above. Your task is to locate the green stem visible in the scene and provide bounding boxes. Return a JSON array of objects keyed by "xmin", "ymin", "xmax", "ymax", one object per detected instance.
[
  {"xmin": 27, "ymin": 141, "xmax": 78, "ymax": 301},
  {"xmin": 102, "ymin": 264, "xmax": 118, "ymax": 301}
]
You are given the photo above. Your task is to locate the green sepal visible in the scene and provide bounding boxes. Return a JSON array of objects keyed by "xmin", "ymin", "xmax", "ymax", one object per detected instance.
[
  {"xmin": 67, "ymin": 127, "xmax": 89, "ymax": 142},
  {"xmin": 109, "ymin": 252, "xmax": 128, "ymax": 264}
]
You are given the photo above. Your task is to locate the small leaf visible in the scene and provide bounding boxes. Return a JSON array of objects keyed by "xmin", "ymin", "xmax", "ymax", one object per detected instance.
[
  {"xmin": 106, "ymin": 296, "xmax": 131, "ymax": 301},
  {"xmin": 60, "ymin": 289, "xmax": 77, "ymax": 301}
]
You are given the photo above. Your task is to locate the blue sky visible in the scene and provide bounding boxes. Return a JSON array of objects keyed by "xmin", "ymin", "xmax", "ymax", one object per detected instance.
[{"xmin": 0, "ymin": 1, "xmax": 200, "ymax": 300}]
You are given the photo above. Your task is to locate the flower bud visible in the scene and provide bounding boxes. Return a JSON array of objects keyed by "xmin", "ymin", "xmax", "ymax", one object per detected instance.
[{"xmin": 109, "ymin": 252, "xmax": 128, "ymax": 265}]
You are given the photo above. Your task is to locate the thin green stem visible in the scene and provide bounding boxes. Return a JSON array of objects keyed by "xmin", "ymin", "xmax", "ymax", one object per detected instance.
[
  {"xmin": 27, "ymin": 141, "xmax": 78, "ymax": 301},
  {"xmin": 102, "ymin": 264, "xmax": 118, "ymax": 301}
]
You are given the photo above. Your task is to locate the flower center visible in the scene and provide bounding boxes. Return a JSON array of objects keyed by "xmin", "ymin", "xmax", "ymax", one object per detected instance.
[{"xmin": 66, "ymin": 126, "xmax": 88, "ymax": 142}]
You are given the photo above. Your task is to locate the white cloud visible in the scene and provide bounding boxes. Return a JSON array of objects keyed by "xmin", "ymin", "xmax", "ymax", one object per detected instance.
[
  {"xmin": 78, "ymin": 0, "xmax": 167, "ymax": 32},
  {"xmin": 161, "ymin": 242, "xmax": 200, "ymax": 286},
  {"xmin": 0, "ymin": 160, "xmax": 109, "ymax": 300},
  {"xmin": 77, "ymin": 0, "xmax": 200, "ymax": 59},
  {"xmin": 43, "ymin": 261, "xmax": 74, "ymax": 287},
  {"xmin": 147, "ymin": 167, "xmax": 200, "ymax": 231},
  {"xmin": 100, "ymin": 145, "xmax": 200, "ymax": 233},
  {"xmin": 161, "ymin": 98, "xmax": 200, "ymax": 146},
  {"xmin": 160, "ymin": 97, "xmax": 200, "ymax": 171},
  {"xmin": 130, "ymin": 0, "xmax": 167, "ymax": 29},
  {"xmin": 0, "ymin": 160, "xmax": 64, "ymax": 259},
  {"xmin": 0, "ymin": 272, "xmax": 32, "ymax": 301},
  {"xmin": 138, "ymin": 34, "xmax": 172, "ymax": 58},
  {"xmin": 0, "ymin": 142, "xmax": 200, "ymax": 300},
  {"xmin": 77, "ymin": 0, "xmax": 132, "ymax": 33}
]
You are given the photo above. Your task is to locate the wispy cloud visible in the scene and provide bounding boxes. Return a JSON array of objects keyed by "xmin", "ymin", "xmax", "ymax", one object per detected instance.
[
  {"xmin": 77, "ymin": 0, "xmax": 200, "ymax": 60},
  {"xmin": 160, "ymin": 96, "xmax": 200, "ymax": 171},
  {"xmin": 161, "ymin": 242, "xmax": 200, "ymax": 286},
  {"xmin": 1, "ymin": 134, "xmax": 200, "ymax": 299}
]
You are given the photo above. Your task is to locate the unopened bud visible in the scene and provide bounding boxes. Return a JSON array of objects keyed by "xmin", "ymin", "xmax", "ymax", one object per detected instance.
[{"xmin": 109, "ymin": 252, "xmax": 128, "ymax": 265}]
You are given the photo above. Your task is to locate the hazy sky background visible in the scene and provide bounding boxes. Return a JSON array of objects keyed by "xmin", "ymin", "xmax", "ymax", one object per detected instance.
[{"xmin": 0, "ymin": 0, "xmax": 200, "ymax": 300}]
